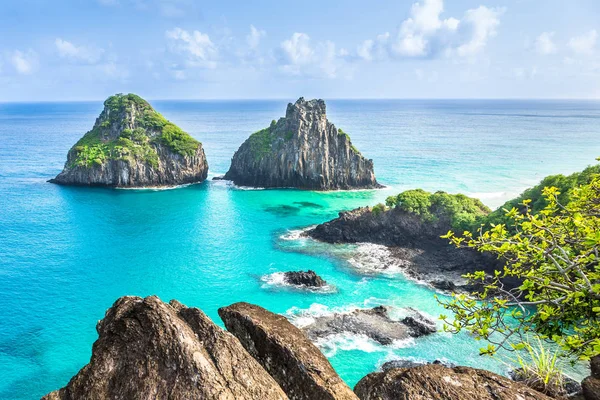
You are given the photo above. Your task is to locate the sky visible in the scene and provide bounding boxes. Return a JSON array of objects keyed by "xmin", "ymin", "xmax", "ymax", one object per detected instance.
[{"xmin": 1, "ymin": 0, "xmax": 600, "ymax": 101}]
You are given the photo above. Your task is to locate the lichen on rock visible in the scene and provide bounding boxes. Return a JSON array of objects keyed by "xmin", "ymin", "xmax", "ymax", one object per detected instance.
[
  {"xmin": 223, "ymin": 97, "xmax": 381, "ymax": 190},
  {"xmin": 50, "ymin": 93, "xmax": 208, "ymax": 187}
]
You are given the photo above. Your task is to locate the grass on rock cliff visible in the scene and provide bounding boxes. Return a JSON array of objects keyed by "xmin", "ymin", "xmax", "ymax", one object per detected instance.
[
  {"xmin": 71, "ymin": 94, "xmax": 199, "ymax": 168},
  {"xmin": 385, "ymin": 189, "xmax": 491, "ymax": 232}
]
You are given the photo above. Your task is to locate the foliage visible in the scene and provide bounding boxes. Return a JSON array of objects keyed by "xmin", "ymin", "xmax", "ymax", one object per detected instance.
[
  {"xmin": 247, "ymin": 127, "xmax": 274, "ymax": 160},
  {"xmin": 508, "ymin": 336, "xmax": 566, "ymax": 398},
  {"xmin": 371, "ymin": 203, "xmax": 386, "ymax": 216},
  {"xmin": 485, "ymin": 165, "xmax": 600, "ymax": 229},
  {"xmin": 438, "ymin": 174, "xmax": 600, "ymax": 360},
  {"xmin": 338, "ymin": 128, "xmax": 360, "ymax": 154},
  {"xmin": 70, "ymin": 93, "xmax": 199, "ymax": 167},
  {"xmin": 386, "ymin": 189, "xmax": 491, "ymax": 232}
]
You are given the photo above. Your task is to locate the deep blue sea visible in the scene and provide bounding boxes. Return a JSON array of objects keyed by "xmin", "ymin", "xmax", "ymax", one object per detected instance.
[{"xmin": 1, "ymin": 99, "xmax": 599, "ymax": 399}]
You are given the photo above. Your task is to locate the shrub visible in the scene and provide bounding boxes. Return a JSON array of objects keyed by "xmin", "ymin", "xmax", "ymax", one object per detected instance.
[{"xmin": 371, "ymin": 203, "xmax": 386, "ymax": 216}]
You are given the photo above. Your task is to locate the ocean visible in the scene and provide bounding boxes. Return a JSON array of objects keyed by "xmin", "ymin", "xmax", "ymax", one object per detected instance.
[{"xmin": 1, "ymin": 99, "xmax": 598, "ymax": 399}]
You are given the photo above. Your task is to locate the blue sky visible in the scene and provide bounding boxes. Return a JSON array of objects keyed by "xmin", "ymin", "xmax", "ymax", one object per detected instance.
[{"xmin": 1, "ymin": 0, "xmax": 600, "ymax": 101}]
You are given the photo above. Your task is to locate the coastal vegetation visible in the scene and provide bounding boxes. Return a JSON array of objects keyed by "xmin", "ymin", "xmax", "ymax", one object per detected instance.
[
  {"xmin": 439, "ymin": 164, "xmax": 600, "ymax": 362},
  {"xmin": 384, "ymin": 189, "xmax": 491, "ymax": 231}
]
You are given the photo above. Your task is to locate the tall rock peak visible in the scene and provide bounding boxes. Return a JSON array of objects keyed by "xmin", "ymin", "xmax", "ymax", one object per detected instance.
[
  {"xmin": 223, "ymin": 97, "xmax": 381, "ymax": 190},
  {"xmin": 50, "ymin": 93, "xmax": 208, "ymax": 187}
]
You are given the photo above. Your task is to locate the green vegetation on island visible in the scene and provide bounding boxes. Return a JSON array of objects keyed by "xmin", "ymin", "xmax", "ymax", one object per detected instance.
[{"xmin": 71, "ymin": 94, "xmax": 200, "ymax": 169}]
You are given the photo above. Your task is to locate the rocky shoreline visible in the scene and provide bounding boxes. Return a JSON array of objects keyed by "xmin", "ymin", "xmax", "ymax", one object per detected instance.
[
  {"xmin": 305, "ymin": 205, "xmax": 506, "ymax": 292},
  {"xmin": 42, "ymin": 296, "xmax": 556, "ymax": 400}
]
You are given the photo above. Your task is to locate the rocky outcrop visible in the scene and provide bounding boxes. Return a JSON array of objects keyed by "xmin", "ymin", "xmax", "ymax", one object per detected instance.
[
  {"xmin": 223, "ymin": 97, "xmax": 380, "ymax": 190},
  {"xmin": 583, "ymin": 355, "xmax": 600, "ymax": 400},
  {"xmin": 218, "ymin": 302, "xmax": 358, "ymax": 400},
  {"xmin": 509, "ymin": 368, "xmax": 582, "ymax": 398},
  {"xmin": 283, "ymin": 270, "xmax": 327, "ymax": 287},
  {"xmin": 50, "ymin": 93, "xmax": 208, "ymax": 187},
  {"xmin": 302, "ymin": 306, "xmax": 436, "ymax": 346},
  {"xmin": 354, "ymin": 364, "xmax": 553, "ymax": 400},
  {"xmin": 42, "ymin": 296, "xmax": 286, "ymax": 400},
  {"xmin": 307, "ymin": 206, "xmax": 505, "ymax": 288}
]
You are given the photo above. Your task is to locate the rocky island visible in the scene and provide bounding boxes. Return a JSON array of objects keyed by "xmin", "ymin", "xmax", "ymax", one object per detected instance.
[
  {"xmin": 307, "ymin": 189, "xmax": 501, "ymax": 289},
  {"xmin": 43, "ymin": 296, "xmax": 557, "ymax": 400},
  {"xmin": 50, "ymin": 93, "xmax": 208, "ymax": 187},
  {"xmin": 222, "ymin": 97, "xmax": 381, "ymax": 190}
]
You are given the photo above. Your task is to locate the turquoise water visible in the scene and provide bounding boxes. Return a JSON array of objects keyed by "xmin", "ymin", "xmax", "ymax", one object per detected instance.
[{"xmin": 1, "ymin": 99, "xmax": 599, "ymax": 399}]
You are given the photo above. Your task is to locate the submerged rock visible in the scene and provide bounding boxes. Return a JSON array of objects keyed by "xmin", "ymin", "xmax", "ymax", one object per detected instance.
[
  {"xmin": 42, "ymin": 296, "xmax": 286, "ymax": 400},
  {"xmin": 219, "ymin": 302, "xmax": 358, "ymax": 400},
  {"xmin": 354, "ymin": 363, "xmax": 552, "ymax": 400},
  {"xmin": 283, "ymin": 270, "xmax": 327, "ymax": 287},
  {"xmin": 302, "ymin": 306, "xmax": 436, "ymax": 346},
  {"xmin": 50, "ymin": 93, "xmax": 208, "ymax": 187},
  {"xmin": 223, "ymin": 97, "xmax": 381, "ymax": 190}
]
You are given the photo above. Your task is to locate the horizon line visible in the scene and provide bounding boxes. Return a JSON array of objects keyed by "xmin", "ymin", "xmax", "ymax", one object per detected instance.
[{"xmin": 2, "ymin": 97, "xmax": 600, "ymax": 104}]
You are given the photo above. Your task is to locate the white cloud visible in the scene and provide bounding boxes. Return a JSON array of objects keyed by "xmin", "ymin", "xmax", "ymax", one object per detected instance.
[
  {"xmin": 356, "ymin": 0, "xmax": 504, "ymax": 61},
  {"xmin": 534, "ymin": 32, "xmax": 557, "ymax": 55},
  {"xmin": 455, "ymin": 6, "xmax": 503, "ymax": 57},
  {"xmin": 166, "ymin": 27, "xmax": 217, "ymax": 69},
  {"xmin": 247, "ymin": 25, "xmax": 266, "ymax": 49},
  {"xmin": 568, "ymin": 29, "xmax": 597, "ymax": 55},
  {"xmin": 278, "ymin": 33, "xmax": 344, "ymax": 78},
  {"xmin": 55, "ymin": 39, "xmax": 104, "ymax": 64},
  {"xmin": 10, "ymin": 50, "xmax": 38, "ymax": 75}
]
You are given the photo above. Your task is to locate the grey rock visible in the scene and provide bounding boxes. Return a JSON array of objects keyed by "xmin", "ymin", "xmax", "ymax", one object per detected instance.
[
  {"xmin": 510, "ymin": 368, "xmax": 581, "ymax": 398},
  {"xmin": 355, "ymin": 363, "xmax": 553, "ymax": 400},
  {"xmin": 224, "ymin": 97, "xmax": 381, "ymax": 190},
  {"xmin": 302, "ymin": 306, "xmax": 436, "ymax": 346},
  {"xmin": 583, "ymin": 376, "xmax": 600, "ymax": 400},
  {"xmin": 283, "ymin": 270, "xmax": 327, "ymax": 287},
  {"xmin": 219, "ymin": 302, "xmax": 358, "ymax": 400},
  {"xmin": 50, "ymin": 94, "xmax": 208, "ymax": 187},
  {"xmin": 42, "ymin": 296, "xmax": 287, "ymax": 400},
  {"xmin": 381, "ymin": 359, "xmax": 456, "ymax": 371}
]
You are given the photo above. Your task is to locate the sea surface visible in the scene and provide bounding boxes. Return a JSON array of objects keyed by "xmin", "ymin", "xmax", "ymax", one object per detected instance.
[{"xmin": 1, "ymin": 99, "xmax": 599, "ymax": 399}]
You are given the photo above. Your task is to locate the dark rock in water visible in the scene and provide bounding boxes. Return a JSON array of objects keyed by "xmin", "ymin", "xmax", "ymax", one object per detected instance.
[
  {"xmin": 223, "ymin": 97, "xmax": 381, "ymax": 190},
  {"xmin": 50, "ymin": 94, "xmax": 208, "ymax": 187},
  {"xmin": 431, "ymin": 279, "xmax": 456, "ymax": 291},
  {"xmin": 381, "ymin": 359, "xmax": 456, "ymax": 371},
  {"xmin": 42, "ymin": 296, "xmax": 286, "ymax": 400},
  {"xmin": 509, "ymin": 368, "xmax": 581, "ymax": 398},
  {"xmin": 302, "ymin": 306, "xmax": 436, "ymax": 346},
  {"xmin": 354, "ymin": 363, "xmax": 553, "ymax": 400},
  {"xmin": 283, "ymin": 270, "xmax": 327, "ymax": 287},
  {"xmin": 219, "ymin": 302, "xmax": 358, "ymax": 400},
  {"xmin": 400, "ymin": 307, "xmax": 437, "ymax": 336},
  {"xmin": 307, "ymin": 206, "xmax": 507, "ymax": 289},
  {"xmin": 592, "ymin": 355, "xmax": 600, "ymax": 378}
]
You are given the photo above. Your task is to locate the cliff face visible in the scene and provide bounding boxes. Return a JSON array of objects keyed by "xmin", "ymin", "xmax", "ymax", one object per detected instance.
[
  {"xmin": 50, "ymin": 94, "xmax": 208, "ymax": 187},
  {"xmin": 223, "ymin": 97, "xmax": 380, "ymax": 190}
]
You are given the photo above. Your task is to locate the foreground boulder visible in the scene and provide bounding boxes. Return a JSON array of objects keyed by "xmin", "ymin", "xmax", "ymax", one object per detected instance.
[
  {"xmin": 354, "ymin": 364, "xmax": 552, "ymax": 400},
  {"xmin": 302, "ymin": 306, "xmax": 436, "ymax": 346},
  {"xmin": 283, "ymin": 270, "xmax": 327, "ymax": 287},
  {"xmin": 42, "ymin": 296, "xmax": 286, "ymax": 400},
  {"xmin": 583, "ymin": 355, "xmax": 600, "ymax": 400},
  {"xmin": 50, "ymin": 93, "xmax": 208, "ymax": 187},
  {"xmin": 223, "ymin": 97, "xmax": 380, "ymax": 190},
  {"xmin": 219, "ymin": 302, "xmax": 358, "ymax": 400}
]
